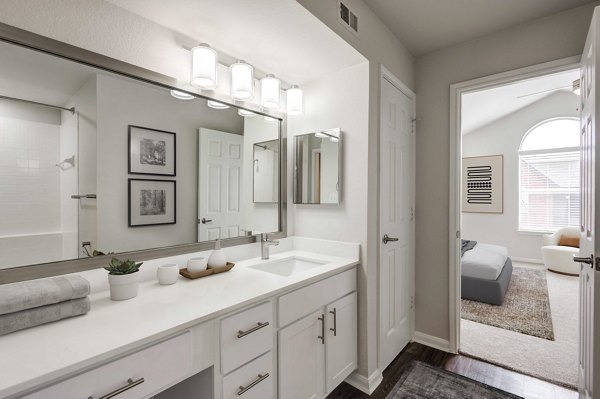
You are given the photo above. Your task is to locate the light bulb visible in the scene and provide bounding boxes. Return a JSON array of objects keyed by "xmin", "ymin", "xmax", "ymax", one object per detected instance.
[
  {"xmin": 170, "ymin": 90, "xmax": 195, "ymax": 100},
  {"xmin": 207, "ymin": 100, "xmax": 230, "ymax": 109}
]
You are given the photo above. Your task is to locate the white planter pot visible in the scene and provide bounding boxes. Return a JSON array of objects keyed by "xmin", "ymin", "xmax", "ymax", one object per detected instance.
[{"xmin": 108, "ymin": 272, "xmax": 139, "ymax": 301}]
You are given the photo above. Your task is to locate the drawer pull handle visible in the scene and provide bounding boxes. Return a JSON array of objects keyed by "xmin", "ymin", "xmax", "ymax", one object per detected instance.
[
  {"xmin": 237, "ymin": 372, "xmax": 270, "ymax": 396},
  {"xmin": 318, "ymin": 314, "xmax": 325, "ymax": 344},
  {"xmin": 237, "ymin": 321, "xmax": 269, "ymax": 338},
  {"xmin": 330, "ymin": 308, "xmax": 337, "ymax": 336},
  {"xmin": 90, "ymin": 377, "xmax": 144, "ymax": 399}
]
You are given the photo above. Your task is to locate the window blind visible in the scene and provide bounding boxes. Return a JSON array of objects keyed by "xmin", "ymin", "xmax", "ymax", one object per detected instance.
[{"xmin": 519, "ymin": 151, "xmax": 580, "ymax": 232}]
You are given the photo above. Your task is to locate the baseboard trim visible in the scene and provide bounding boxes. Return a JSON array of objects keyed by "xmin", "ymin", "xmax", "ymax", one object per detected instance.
[
  {"xmin": 413, "ymin": 331, "xmax": 451, "ymax": 352},
  {"xmin": 512, "ymin": 257, "xmax": 543, "ymax": 264},
  {"xmin": 344, "ymin": 369, "xmax": 383, "ymax": 395}
]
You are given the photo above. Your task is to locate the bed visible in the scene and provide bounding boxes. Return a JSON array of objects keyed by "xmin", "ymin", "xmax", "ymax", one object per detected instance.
[{"xmin": 461, "ymin": 240, "xmax": 513, "ymax": 305}]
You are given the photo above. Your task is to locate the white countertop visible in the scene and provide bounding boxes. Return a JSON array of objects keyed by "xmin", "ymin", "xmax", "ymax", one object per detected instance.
[{"xmin": 0, "ymin": 237, "xmax": 359, "ymax": 398}]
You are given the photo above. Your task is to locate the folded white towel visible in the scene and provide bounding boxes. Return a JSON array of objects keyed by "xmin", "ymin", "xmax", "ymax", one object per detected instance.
[{"xmin": 0, "ymin": 276, "xmax": 90, "ymax": 316}]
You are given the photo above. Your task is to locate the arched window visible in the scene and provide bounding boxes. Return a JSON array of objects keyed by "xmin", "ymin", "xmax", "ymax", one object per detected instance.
[{"xmin": 519, "ymin": 118, "xmax": 580, "ymax": 232}]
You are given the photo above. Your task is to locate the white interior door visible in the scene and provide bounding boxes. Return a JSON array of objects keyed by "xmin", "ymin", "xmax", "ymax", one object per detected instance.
[
  {"xmin": 198, "ymin": 128, "xmax": 244, "ymax": 241},
  {"xmin": 578, "ymin": 10, "xmax": 600, "ymax": 398},
  {"xmin": 379, "ymin": 74, "xmax": 415, "ymax": 370}
]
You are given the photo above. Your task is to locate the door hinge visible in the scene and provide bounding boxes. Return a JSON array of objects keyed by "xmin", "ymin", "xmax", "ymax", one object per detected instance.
[
  {"xmin": 456, "ymin": 230, "xmax": 461, "ymax": 239},
  {"xmin": 410, "ymin": 207, "xmax": 414, "ymax": 221},
  {"xmin": 410, "ymin": 296, "xmax": 415, "ymax": 310}
]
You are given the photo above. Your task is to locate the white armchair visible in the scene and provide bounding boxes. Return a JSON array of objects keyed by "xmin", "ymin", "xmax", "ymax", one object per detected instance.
[{"xmin": 541, "ymin": 227, "xmax": 580, "ymax": 276}]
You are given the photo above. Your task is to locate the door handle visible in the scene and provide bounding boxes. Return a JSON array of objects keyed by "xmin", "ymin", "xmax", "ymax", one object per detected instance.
[
  {"xmin": 201, "ymin": 218, "xmax": 213, "ymax": 224},
  {"xmin": 574, "ymin": 254, "xmax": 594, "ymax": 268},
  {"xmin": 383, "ymin": 234, "xmax": 399, "ymax": 244}
]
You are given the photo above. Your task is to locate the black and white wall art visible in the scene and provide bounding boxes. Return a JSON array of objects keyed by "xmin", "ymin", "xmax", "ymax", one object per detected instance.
[
  {"xmin": 128, "ymin": 125, "xmax": 176, "ymax": 176},
  {"xmin": 462, "ymin": 155, "xmax": 503, "ymax": 213},
  {"xmin": 129, "ymin": 179, "xmax": 176, "ymax": 226}
]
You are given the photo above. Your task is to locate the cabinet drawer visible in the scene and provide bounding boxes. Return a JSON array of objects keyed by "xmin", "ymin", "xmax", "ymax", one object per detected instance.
[
  {"xmin": 25, "ymin": 332, "xmax": 192, "ymax": 399},
  {"xmin": 222, "ymin": 351, "xmax": 273, "ymax": 399},
  {"xmin": 278, "ymin": 268, "xmax": 356, "ymax": 327},
  {"xmin": 221, "ymin": 302, "xmax": 273, "ymax": 374}
]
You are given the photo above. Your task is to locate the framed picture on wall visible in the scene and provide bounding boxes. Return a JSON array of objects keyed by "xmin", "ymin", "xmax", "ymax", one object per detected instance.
[
  {"xmin": 128, "ymin": 179, "xmax": 176, "ymax": 227},
  {"xmin": 128, "ymin": 125, "xmax": 176, "ymax": 176},
  {"xmin": 462, "ymin": 155, "xmax": 503, "ymax": 213}
]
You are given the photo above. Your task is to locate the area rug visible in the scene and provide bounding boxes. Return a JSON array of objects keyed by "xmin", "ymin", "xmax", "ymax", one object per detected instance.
[
  {"xmin": 461, "ymin": 266, "xmax": 554, "ymax": 340},
  {"xmin": 388, "ymin": 361, "xmax": 522, "ymax": 398}
]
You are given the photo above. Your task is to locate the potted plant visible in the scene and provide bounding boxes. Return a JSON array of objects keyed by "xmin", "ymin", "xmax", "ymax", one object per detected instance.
[{"xmin": 104, "ymin": 258, "xmax": 143, "ymax": 301}]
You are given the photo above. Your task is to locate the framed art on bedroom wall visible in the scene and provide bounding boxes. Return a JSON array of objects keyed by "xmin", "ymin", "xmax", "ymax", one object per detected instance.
[{"xmin": 462, "ymin": 155, "xmax": 503, "ymax": 213}]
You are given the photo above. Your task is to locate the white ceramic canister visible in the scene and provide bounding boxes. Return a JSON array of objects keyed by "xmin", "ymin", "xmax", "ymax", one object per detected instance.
[
  {"xmin": 187, "ymin": 257, "xmax": 208, "ymax": 273},
  {"xmin": 157, "ymin": 263, "xmax": 179, "ymax": 285}
]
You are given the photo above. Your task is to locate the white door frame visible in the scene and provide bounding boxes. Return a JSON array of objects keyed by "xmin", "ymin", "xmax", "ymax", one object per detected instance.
[
  {"xmin": 448, "ymin": 56, "xmax": 581, "ymax": 353},
  {"xmin": 379, "ymin": 64, "xmax": 416, "ymax": 365}
]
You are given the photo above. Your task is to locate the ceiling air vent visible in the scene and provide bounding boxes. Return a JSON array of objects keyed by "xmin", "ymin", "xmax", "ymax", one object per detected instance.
[{"xmin": 338, "ymin": 1, "xmax": 358, "ymax": 34}]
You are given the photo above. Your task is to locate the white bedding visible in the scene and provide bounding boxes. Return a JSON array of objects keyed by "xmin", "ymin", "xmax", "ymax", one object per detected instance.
[{"xmin": 462, "ymin": 243, "xmax": 509, "ymax": 280}]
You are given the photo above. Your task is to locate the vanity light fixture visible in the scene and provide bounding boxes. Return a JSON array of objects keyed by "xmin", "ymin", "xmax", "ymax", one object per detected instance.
[
  {"xmin": 286, "ymin": 85, "xmax": 303, "ymax": 116},
  {"xmin": 170, "ymin": 90, "xmax": 195, "ymax": 100},
  {"xmin": 207, "ymin": 100, "xmax": 230, "ymax": 109},
  {"xmin": 264, "ymin": 115, "xmax": 278, "ymax": 122},
  {"xmin": 314, "ymin": 132, "xmax": 328, "ymax": 138},
  {"xmin": 231, "ymin": 61, "xmax": 254, "ymax": 100},
  {"xmin": 573, "ymin": 79, "xmax": 581, "ymax": 96},
  {"xmin": 191, "ymin": 44, "xmax": 218, "ymax": 89},
  {"xmin": 238, "ymin": 109, "xmax": 257, "ymax": 117},
  {"xmin": 260, "ymin": 74, "xmax": 281, "ymax": 109}
]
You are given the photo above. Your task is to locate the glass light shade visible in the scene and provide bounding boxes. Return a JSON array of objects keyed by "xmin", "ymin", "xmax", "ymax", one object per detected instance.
[
  {"xmin": 286, "ymin": 85, "xmax": 303, "ymax": 115},
  {"xmin": 170, "ymin": 90, "xmax": 195, "ymax": 100},
  {"xmin": 191, "ymin": 44, "xmax": 217, "ymax": 89},
  {"xmin": 207, "ymin": 100, "xmax": 230, "ymax": 109},
  {"xmin": 264, "ymin": 115, "xmax": 278, "ymax": 122},
  {"xmin": 238, "ymin": 109, "xmax": 256, "ymax": 117},
  {"xmin": 231, "ymin": 61, "xmax": 254, "ymax": 100},
  {"xmin": 260, "ymin": 74, "xmax": 281, "ymax": 109}
]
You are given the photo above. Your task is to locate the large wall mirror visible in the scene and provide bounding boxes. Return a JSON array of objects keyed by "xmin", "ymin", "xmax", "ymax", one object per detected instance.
[
  {"xmin": 293, "ymin": 129, "xmax": 341, "ymax": 204},
  {"xmin": 0, "ymin": 32, "xmax": 284, "ymax": 280}
]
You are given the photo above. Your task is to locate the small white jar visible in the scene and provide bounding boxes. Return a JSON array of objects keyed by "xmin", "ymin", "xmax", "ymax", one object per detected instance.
[
  {"xmin": 157, "ymin": 263, "xmax": 179, "ymax": 285},
  {"xmin": 187, "ymin": 257, "xmax": 208, "ymax": 273}
]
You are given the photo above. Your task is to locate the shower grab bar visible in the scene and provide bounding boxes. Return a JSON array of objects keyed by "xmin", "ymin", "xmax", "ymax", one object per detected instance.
[{"xmin": 71, "ymin": 194, "xmax": 97, "ymax": 199}]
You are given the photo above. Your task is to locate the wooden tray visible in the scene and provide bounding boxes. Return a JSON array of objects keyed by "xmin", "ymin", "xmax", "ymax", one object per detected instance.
[{"xmin": 179, "ymin": 262, "xmax": 235, "ymax": 280}]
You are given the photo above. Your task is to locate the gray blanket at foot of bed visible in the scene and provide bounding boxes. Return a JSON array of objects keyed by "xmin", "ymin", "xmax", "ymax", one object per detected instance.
[{"xmin": 461, "ymin": 258, "xmax": 513, "ymax": 305}]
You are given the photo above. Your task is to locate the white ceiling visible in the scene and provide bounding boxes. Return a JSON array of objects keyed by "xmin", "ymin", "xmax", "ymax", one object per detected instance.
[
  {"xmin": 365, "ymin": 0, "xmax": 597, "ymax": 56},
  {"xmin": 461, "ymin": 69, "xmax": 580, "ymax": 135},
  {"xmin": 105, "ymin": 0, "xmax": 366, "ymax": 85}
]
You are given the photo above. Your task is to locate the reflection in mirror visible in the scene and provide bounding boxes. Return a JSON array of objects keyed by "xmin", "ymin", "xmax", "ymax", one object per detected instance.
[
  {"xmin": 0, "ymin": 40, "xmax": 281, "ymax": 270},
  {"xmin": 293, "ymin": 129, "xmax": 341, "ymax": 205},
  {"xmin": 253, "ymin": 139, "xmax": 279, "ymax": 204}
]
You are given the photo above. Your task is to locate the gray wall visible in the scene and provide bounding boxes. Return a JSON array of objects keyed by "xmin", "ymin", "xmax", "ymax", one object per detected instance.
[
  {"xmin": 96, "ymin": 73, "xmax": 242, "ymax": 253},
  {"xmin": 414, "ymin": 2, "xmax": 598, "ymax": 342}
]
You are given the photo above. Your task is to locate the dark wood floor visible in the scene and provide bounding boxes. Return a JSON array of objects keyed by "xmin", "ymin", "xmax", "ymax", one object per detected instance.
[{"xmin": 326, "ymin": 343, "xmax": 577, "ymax": 399}]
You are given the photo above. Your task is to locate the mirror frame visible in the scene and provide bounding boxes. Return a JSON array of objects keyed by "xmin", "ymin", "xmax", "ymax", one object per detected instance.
[{"xmin": 0, "ymin": 22, "xmax": 287, "ymax": 284}]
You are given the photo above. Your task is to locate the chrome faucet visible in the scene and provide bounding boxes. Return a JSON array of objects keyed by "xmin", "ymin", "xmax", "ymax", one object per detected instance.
[{"xmin": 261, "ymin": 233, "xmax": 279, "ymax": 260}]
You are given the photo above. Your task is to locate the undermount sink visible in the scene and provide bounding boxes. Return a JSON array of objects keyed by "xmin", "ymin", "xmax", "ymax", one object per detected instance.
[{"xmin": 249, "ymin": 256, "xmax": 328, "ymax": 277}]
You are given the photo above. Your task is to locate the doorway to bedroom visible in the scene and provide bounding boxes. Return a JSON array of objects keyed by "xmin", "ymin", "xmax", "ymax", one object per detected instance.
[{"xmin": 457, "ymin": 65, "xmax": 581, "ymax": 391}]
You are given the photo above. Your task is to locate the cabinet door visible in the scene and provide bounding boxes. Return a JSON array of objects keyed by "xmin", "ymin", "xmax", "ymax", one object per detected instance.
[
  {"xmin": 278, "ymin": 310, "xmax": 325, "ymax": 399},
  {"xmin": 325, "ymin": 292, "xmax": 357, "ymax": 394}
]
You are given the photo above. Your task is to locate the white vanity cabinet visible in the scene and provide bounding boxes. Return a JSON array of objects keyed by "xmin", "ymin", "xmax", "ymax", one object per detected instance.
[{"xmin": 277, "ymin": 269, "xmax": 357, "ymax": 399}]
